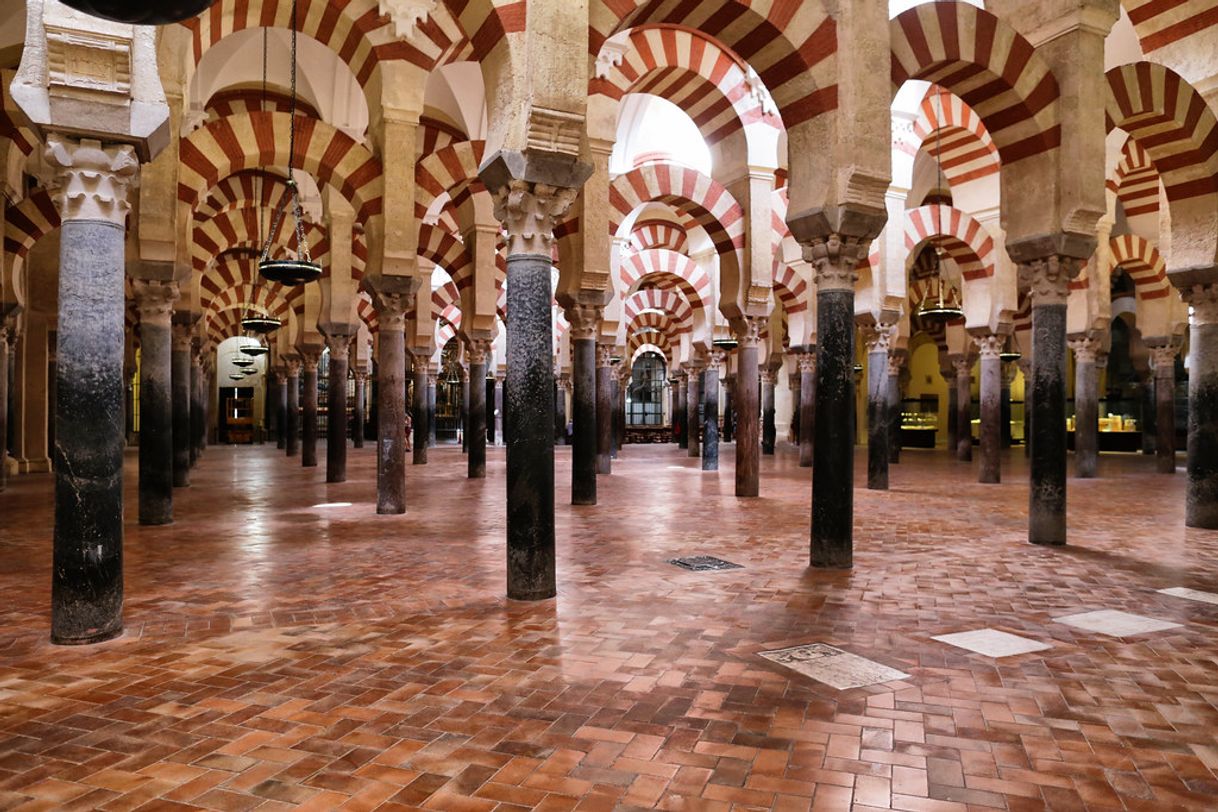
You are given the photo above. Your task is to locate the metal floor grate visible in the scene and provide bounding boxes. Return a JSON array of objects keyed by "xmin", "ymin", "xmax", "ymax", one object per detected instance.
[{"xmin": 667, "ymin": 555, "xmax": 742, "ymax": 572}]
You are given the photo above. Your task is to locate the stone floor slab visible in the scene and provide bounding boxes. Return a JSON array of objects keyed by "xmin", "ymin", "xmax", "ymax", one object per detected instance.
[
  {"xmin": 1053, "ymin": 609, "xmax": 1183, "ymax": 637},
  {"xmin": 1159, "ymin": 587, "xmax": 1218, "ymax": 606},
  {"xmin": 931, "ymin": 628, "xmax": 1052, "ymax": 657},
  {"xmin": 759, "ymin": 643, "xmax": 910, "ymax": 689}
]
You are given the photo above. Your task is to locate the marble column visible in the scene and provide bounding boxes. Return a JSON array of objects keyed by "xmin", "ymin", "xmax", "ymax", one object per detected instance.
[
  {"xmin": 461, "ymin": 368, "xmax": 470, "ymax": 452},
  {"xmin": 285, "ymin": 362, "xmax": 300, "ymax": 457},
  {"xmin": 412, "ymin": 360, "xmax": 428, "ymax": 464},
  {"xmin": 736, "ymin": 322, "xmax": 763, "ymax": 496},
  {"xmin": 352, "ymin": 369, "xmax": 366, "ymax": 449},
  {"xmin": 133, "ymin": 280, "xmax": 178, "ymax": 525},
  {"xmin": 189, "ymin": 346, "xmax": 204, "ymax": 465},
  {"xmin": 721, "ymin": 382, "xmax": 734, "ymax": 444},
  {"xmin": 944, "ymin": 367, "xmax": 958, "ymax": 454},
  {"xmin": 467, "ymin": 339, "xmax": 491, "ymax": 480},
  {"xmin": 555, "ymin": 374, "xmax": 568, "ymax": 445},
  {"xmin": 675, "ymin": 373, "xmax": 688, "ymax": 448},
  {"xmin": 1151, "ymin": 344, "xmax": 1178, "ymax": 475},
  {"xmin": 1021, "ymin": 257, "xmax": 1074, "ymax": 546},
  {"xmin": 761, "ymin": 370, "xmax": 776, "ymax": 456},
  {"xmin": 1185, "ymin": 285, "xmax": 1218, "ymax": 528},
  {"xmin": 609, "ymin": 370, "xmax": 621, "ymax": 460},
  {"xmin": 46, "ymin": 136, "xmax": 138, "ymax": 644},
  {"xmin": 564, "ymin": 312, "xmax": 597, "ymax": 505},
  {"xmin": 301, "ymin": 351, "xmax": 320, "ymax": 468},
  {"xmin": 686, "ymin": 365, "xmax": 702, "ymax": 458},
  {"xmin": 493, "ymin": 376, "xmax": 504, "ymax": 446},
  {"xmin": 171, "ymin": 323, "xmax": 192, "ymax": 488},
  {"xmin": 1001, "ymin": 361, "xmax": 1015, "ymax": 449},
  {"xmin": 1070, "ymin": 336, "xmax": 1101, "ymax": 479},
  {"xmin": 427, "ymin": 373, "xmax": 437, "ymax": 447},
  {"xmin": 887, "ymin": 354, "xmax": 903, "ymax": 464},
  {"xmin": 953, "ymin": 356, "xmax": 973, "ymax": 462},
  {"xmin": 864, "ymin": 328, "xmax": 891, "ymax": 490},
  {"xmin": 325, "ymin": 333, "xmax": 352, "ymax": 483},
  {"xmin": 374, "ymin": 295, "xmax": 408, "ymax": 513},
  {"xmin": 275, "ymin": 371, "xmax": 288, "ymax": 450},
  {"xmin": 484, "ymin": 174, "xmax": 582, "ymax": 602},
  {"xmin": 1140, "ymin": 371, "xmax": 1156, "ymax": 455},
  {"xmin": 703, "ymin": 351, "xmax": 723, "ymax": 472},
  {"xmin": 595, "ymin": 344, "xmax": 613, "ymax": 474},
  {"xmin": 974, "ymin": 334, "xmax": 1003, "ymax": 484},
  {"xmin": 1017, "ymin": 357, "xmax": 1032, "ymax": 458},
  {"xmin": 788, "ymin": 372, "xmax": 800, "ymax": 446},
  {"xmin": 798, "ymin": 351, "xmax": 815, "ymax": 468}
]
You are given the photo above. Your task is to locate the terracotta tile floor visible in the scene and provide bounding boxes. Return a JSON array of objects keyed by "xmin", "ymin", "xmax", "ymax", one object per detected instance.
[{"xmin": 2, "ymin": 441, "xmax": 1218, "ymax": 811}]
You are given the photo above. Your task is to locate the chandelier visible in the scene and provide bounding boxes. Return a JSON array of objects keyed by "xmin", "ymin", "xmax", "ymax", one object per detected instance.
[
  {"xmin": 999, "ymin": 333, "xmax": 1022, "ymax": 362},
  {"xmin": 914, "ymin": 87, "xmax": 964, "ymax": 325}
]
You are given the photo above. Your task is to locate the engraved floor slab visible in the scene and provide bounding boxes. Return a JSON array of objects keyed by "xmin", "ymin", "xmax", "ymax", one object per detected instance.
[
  {"xmin": 759, "ymin": 643, "xmax": 909, "ymax": 690},
  {"xmin": 1159, "ymin": 587, "xmax": 1218, "ymax": 606},
  {"xmin": 932, "ymin": 628, "xmax": 1052, "ymax": 657},
  {"xmin": 668, "ymin": 555, "xmax": 742, "ymax": 571},
  {"xmin": 1054, "ymin": 609, "xmax": 1182, "ymax": 637}
]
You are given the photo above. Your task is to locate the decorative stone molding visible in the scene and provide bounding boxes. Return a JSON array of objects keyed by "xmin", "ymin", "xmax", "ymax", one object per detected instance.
[
  {"xmin": 798, "ymin": 352, "xmax": 817, "ymax": 374},
  {"xmin": 744, "ymin": 66, "xmax": 778, "ymax": 118},
  {"xmin": 374, "ymin": 293, "xmax": 409, "ymax": 333},
  {"xmin": 862, "ymin": 323, "xmax": 893, "ymax": 355},
  {"xmin": 132, "ymin": 279, "xmax": 178, "ymax": 325},
  {"xmin": 973, "ymin": 334, "xmax": 1003, "ymax": 359},
  {"xmin": 1068, "ymin": 335, "xmax": 1102, "ymax": 365},
  {"xmin": 1150, "ymin": 344, "xmax": 1179, "ymax": 378},
  {"xmin": 46, "ymin": 25, "xmax": 132, "ymax": 98},
  {"xmin": 1018, "ymin": 255, "xmax": 1080, "ymax": 307},
  {"xmin": 300, "ymin": 350, "xmax": 322, "ymax": 372},
  {"xmin": 886, "ymin": 353, "xmax": 906, "ymax": 377},
  {"xmin": 492, "ymin": 180, "xmax": 579, "ymax": 257},
  {"xmin": 325, "ymin": 333, "xmax": 353, "ymax": 356},
  {"xmin": 170, "ymin": 323, "xmax": 193, "ymax": 352},
  {"xmin": 565, "ymin": 304, "xmax": 604, "ymax": 341},
  {"xmin": 594, "ymin": 38, "xmax": 629, "ymax": 80},
  {"xmin": 595, "ymin": 344, "xmax": 613, "ymax": 368},
  {"xmin": 1184, "ymin": 283, "xmax": 1218, "ymax": 325},
  {"xmin": 378, "ymin": 0, "xmax": 437, "ymax": 42},
  {"xmin": 284, "ymin": 359, "xmax": 302, "ymax": 375},
  {"xmin": 802, "ymin": 234, "xmax": 871, "ymax": 292},
  {"xmin": 274, "ymin": 371, "xmax": 288, "ymax": 386},
  {"xmin": 526, "ymin": 107, "xmax": 583, "ymax": 157},
  {"xmin": 467, "ymin": 339, "xmax": 492, "ymax": 365},
  {"xmin": 952, "ymin": 356, "xmax": 973, "ymax": 379},
  {"xmin": 736, "ymin": 317, "xmax": 765, "ymax": 348},
  {"xmin": 44, "ymin": 134, "xmax": 137, "ymax": 225}
]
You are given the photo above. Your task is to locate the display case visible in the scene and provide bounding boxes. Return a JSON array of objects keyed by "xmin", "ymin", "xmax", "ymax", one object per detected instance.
[
  {"xmin": 1066, "ymin": 398, "xmax": 1143, "ymax": 452},
  {"xmin": 900, "ymin": 397, "xmax": 939, "ymax": 448}
]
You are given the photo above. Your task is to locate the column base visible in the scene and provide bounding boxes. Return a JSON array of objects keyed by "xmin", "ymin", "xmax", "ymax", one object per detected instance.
[{"xmin": 52, "ymin": 627, "xmax": 123, "ymax": 646}]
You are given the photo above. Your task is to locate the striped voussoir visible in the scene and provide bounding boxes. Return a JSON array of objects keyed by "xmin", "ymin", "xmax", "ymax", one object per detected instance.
[
  {"xmin": 620, "ymin": 248, "xmax": 712, "ymax": 318},
  {"xmin": 1122, "ymin": 0, "xmax": 1218, "ymax": 52},
  {"xmin": 891, "ymin": 3, "xmax": 1060, "ymax": 166},
  {"xmin": 624, "ymin": 288, "xmax": 694, "ymax": 336},
  {"xmin": 194, "ymin": 170, "xmax": 296, "ymax": 224},
  {"xmin": 1110, "ymin": 234, "xmax": 1172, "ymax": 301},
  {"xmin": 0, "ymin": 71, "xmax": 36, "ymax": 157},
  {"xmin": 610, "ymin": 164, "xmax": 745, "ymax": 262},
  {"xmin": 631, "ymin": 218, "xmax": 688, "ymax": 253},
  {"xmin": 771, "ymin": 259, "xmax": 809, "ymax": 315},
  {"xmin": 1108, "ymin": 137, "xmax": 1161, "ymax": 219},
  {"xmin": 356, "ymin": 291, "xmax": 378, "ymax": 335},
  {"xmin": 418, "ymin": 223, "xmax": 474, "ymax": 294},
  {"xmin": 3, "ymin": 188, "xmax": 59, "ymax": 262},
  {"xmin": 904, "ymin": 204, "xmax": 996, "ymax": 282},
  {"xmin": 913, "ymin": 85, "xmax": 1001, "ymax": 186},
  {"xmin": 415, "ymin": 140, "xmax": 487, "ymax": 223},
  {"xmin": 204, "ymin": 86, "xmax": 321, "ymax": 123},
  {"xmin": 192, "ymin": 207, "xmax": 331, "ymax": 274}
]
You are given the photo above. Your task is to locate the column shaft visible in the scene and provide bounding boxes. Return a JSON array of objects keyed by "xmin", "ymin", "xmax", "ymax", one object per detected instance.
[
  {"xmin": 412, "ymin": 365, "xmax": 428, "ymax": 464},
  {"xmin": 676, "ymin": 377, "xmax": 687, "ymax": 449},
  {"xmin": 571, "ymin": 336, "xmax": 596, "ymax": 502},
  {"xmin": 468, "ymin": 357, "xmax": 488, "ymax": 478},
  {"xmin": 1073, "ymin": 344, "xmax": 1099, "ymax": 479},
  {"xmin": 702, "ymin": 361, "xmax": 720, "ymax": 472},
  {"xmin": 301, "ymin": 363, "xmax": 318, "ymax": 467},
  {"xmin": 866, "ymin": 346, "xmax": 889, "ymax": 490},
  {"xmin": 190, "ymin": 358, "xmax": 203, "ymax": 465},
  {"xmin": 761, "ymin": 373, "xmax": 776, "ymax": 456},
  {"xmin": 285, "ymin": 371, "xmax": 300, "ymax": 456},
  {"xmin": 686, "ymin": 372, "xmax": 701, "ymax": 457},
  {"xmin": 427, "ymin": 377, "xmax": 437, "ymax": 447},
  {"xmin": 1187, "ymin": 297, "xmax": 1218, "ymax": 528},
  {"xmin": 1029, "ymin": 301, "xmax": 1068, "ymax": 546},
  {"xmin": 326, "ymin": 342, "xmax": 349, "ymax": 483},
  {"xmin": 353, "ymin": 374, "xmax": 366, "ymax": 449},
  {"xmin": 0, "ymin": 335, "xmax": 8, "ymax": 492},
  {"xmin": 812, "ymin": 288, "xmax": 855, "ymax": 568},
  {"xmin": 135, "ymin": 290, "xmax": 174, "ymax": 525},
  {"xmin": 377, "ymin": 325, "xmax": 406, "ymax": 513},
  {"xmin": 799, "ymin": 356, "xmax": 814, "ymax": 467},
  {"xmin": 1155, "ymin": 356, "xmax": 1177, "ymax": 474},
  {"xmin": 596, "ymin": 350, "xmax": 612, "ymax": 474},
  {"xmin": 276, "ymin": 375, "xmax": 287, "ymax": 449},
  {"xmin": 978, "ymin": 343, "xmax": 1002, "ymax": 484},
  {"xmin": 171, "ymin": 331, "xmax": 191, "ymax": 487},
  {"xmin": 955, "ymin": 361, "xmax": 973, "ymax": 462},
  {"xmin": 736, "ymin": 338, "xmax": 761, "ymax": 495},
  {"xmin": 887, "ymin": 365, "xmax": 902, "ymax": 464}
]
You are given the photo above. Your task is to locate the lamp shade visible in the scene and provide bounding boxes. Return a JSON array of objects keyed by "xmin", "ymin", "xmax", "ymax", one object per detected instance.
[{"xmin": 57, "ymin": 0, "xmax": 218, "ymax": 24}]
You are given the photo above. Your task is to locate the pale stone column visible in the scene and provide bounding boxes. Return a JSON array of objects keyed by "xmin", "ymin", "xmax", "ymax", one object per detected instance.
[
  {"xmin": 171, "ymin": 322, "xmax": 192, "ymax": 487},
  {"xmin": 284, "ymin": 360, "xmax": 301, "ymax": 457},
  {"xmin": 1069, "ymin": 335, "xmax": 1101, "ymax": 479},
  {"xmin": 133, "ymin": 280, "xmax": 178, "ymax": 524},
  {"xmin": 952, "ymin": 355, "xmax": 973, "ymax": 463},
  {"xmin": 467, "ymin": 339, "xmax": 491, "ymax": 480},
  {"xmin": 798, "ymin": 351, "xmax": 815, "ymax": 467},
  {"xmin": 274, "ymin": 371, "xmax": 288, "ymax": 450},
  {"xmin": 374, "ymin": 294, "xmax": 408, "ymax": 512},
  {"xmin": 565, "ymin": 306, "xmax": 599, "ymax": 502},
  {"xmin": 595, "ymin": 343, "xmax": 613, "ymax": 474},
  {"xmin": 864, "ymin": 326, "xmax": 892, "ymax": 490},
  {"xmin": 300, "ymin": 350, "xmax": 321, "ymax": 468},
  {"xmin": 1184, "ymin": 284, "xmax": 1218, "ymax": 527},
  {"xmin": 703, "ymin": 350, "xmax": 725, "ymax": 472},
  {"xmin": 974, "ymin": 334, "xmax": 1003, "ymax": 484},
  {"xmin": 493, "ymin": 375, "xmax": 504, "ymax": 446},
  {"xmin": 427, "ymin": 372, "xmax": 437, "ymax": 448},
  {"xmin": 1150, "ymin": 344, "xmax": 1179, "ymax": 475},
  {"xmin": 412, "ymin": 357, "xmax": 429, "ymax": 464},
  {"xmin": 760, "ymin": 369, "xmax": 777, "ymax": 456},
  {"xmin": 325, "ymin": 332, "xmax": 353, "ymax": 483},
  {"xmin": 352, "ymin": 369, "xmax": 367, "ymax": 449},
  {"xmin": 735, "ymin": 318, "xmax": 765, "ymax": 496},
  {"xmin": 887, "ymin": 353, "xmax": 904, "ymax": 464}
]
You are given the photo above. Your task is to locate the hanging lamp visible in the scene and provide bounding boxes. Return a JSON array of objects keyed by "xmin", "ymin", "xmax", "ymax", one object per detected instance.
[
  {"xmin": 59, "ymin": 0, "xmax": 218, "ymax": 25},
  {"xmin": 258, "ymin": 0, "xmax": 322, "ymax": 287},
  {"xmin": 914, "ymin": 87, "xmax": 964, "ymax": 325},
  {"xmin": 231, "ymin": 353, "xmax": 255, "ymax": 369},
  {"xmin": 999, "ymin": 333, "xmax": 1022, "ymax": 362},
  {"xmin": 228, "ymin": 372, "xmax": 245, "ymax": 381},
  {"xmin": 239, "ymin": 340, "xmax": 270, "ymax": 358}
]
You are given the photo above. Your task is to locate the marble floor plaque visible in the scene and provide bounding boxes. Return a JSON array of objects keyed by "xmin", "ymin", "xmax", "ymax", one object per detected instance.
[
  {"xmin": 932, "ymin": 628, "xmax": 1052, "ymax": 658},
  {"xmin": 1054, "ymin": 609, "xmax": 1182, "ymax": 637},
  {"xmin": 1159, "ymin": 587, "xmax": 1218, "ymax": 606},
  {"xmin": 759, "ymin": 643, "xmax": 909, "ymax": 690},
  {"xmin": 668, "ymin": 556, "xmax": 742, "ymax": 572}
]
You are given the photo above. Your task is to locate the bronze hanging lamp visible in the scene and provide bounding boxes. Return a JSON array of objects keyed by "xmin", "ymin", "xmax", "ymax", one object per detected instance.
[
  {"xmin": 914, "ymin": 87, "xmax": 964, "ymax": 325},
  {"xmin": 59, "ymin": 0, "xmax": 218, "ymax": 25},
  {"xmin": 258, "ymin": 0, "xmax": 322, "ymax": 287},
  {"xmin": 999, "ymin": 333, "xmax": 1022, "ymax": 362}
]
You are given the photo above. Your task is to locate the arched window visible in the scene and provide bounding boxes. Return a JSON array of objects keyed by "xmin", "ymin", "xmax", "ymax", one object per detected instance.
[{"xmin": 627, "ymin": 352, "xmax": 666, "ymax": 426}]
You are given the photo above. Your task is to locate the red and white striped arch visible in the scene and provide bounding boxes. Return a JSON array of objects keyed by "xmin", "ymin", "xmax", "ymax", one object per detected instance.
[
  {"xmin": 203, "ymin": 86, "xmax": 321, "ymax": 122},
  {"xmin": 589, "ymin": 1, "xmax": 838, "ymax": 130},
  {"xmin": 420, "ymin": 116, "xmax": 468, "ymax": 159},
  {"xmin": 590, "ymin": 27, "xmax": 779, "ymax": 147},
  {"xmin": 0, "ymin": 75, "xmax": 36, "ymax": 157},
  {"xmin": 436, "ymin": 303, "xmax": 464, "ymax": 347},
  {"xmin": 1109, "ymin": 234, "xmax": 1171, "ymax": 300},
  {"xmin": 179, "ymin": 112, "xmax": 383, "ymax": 221},
  {"xmin": 771, "ymin": 260, "xmax": 808, "ymax": 315},
  {"xmin": 904, "ymin": 205, "xmax": 995, "ymax": 281},
  {"xmin": 624, "ymin": 288, "xmax": 693, "ymax": 335},
  {"xmin": 891, "ymin": 4, "xmax": 1060, "ymax": 165},
  {"xmin": 415, "ymin": 140, "xmax": 487, "ymax": 222},
  {"xmin": 631, "ymin": 218, "xmax": 688, "ymax": 253},
  {"xmin": 609, "ymin": 164, "xmax": 744, "ymax": 264},
  {"xmin": 911, "ymin": 86, "xmax": 1000, "ymax": 186},
  {"xmin": 418, "ymin": 223, "xmax": 475, "ymax": 293},
  {"xmin": 356, "ymin": 292, "xmax": 378, "ymax": 335},
  {"xmin": 627, "ymin": 310, "xmax": 678, "ymax": 356},
  {"xmin": 436, "ymin": 0, "xmax": 524, "ymax": 64},
  {"xmin": 1108, "ymin": 137, "xmax": 1160, "ymax": 218},
  {"xmin": 1120, "ymin": 1, "xmax": 1218, "ymax": 53},
  {"xmin": 3, "ymin": 189, "xmax": 59, "ymax": 261},
  {"xmin": 191, "ymin": 206, "xmax": 331, "ymax": 272},
  {"xmin": 619, "ymin": 248, "xmax": 710, "ymax": 317},
  {"xmin": 194, "ymin": 169, "xmax": 294, "ymax": 223},
  {"xmin": 200, "ymin": 257, "xmax": 299, "ymax": 319}
]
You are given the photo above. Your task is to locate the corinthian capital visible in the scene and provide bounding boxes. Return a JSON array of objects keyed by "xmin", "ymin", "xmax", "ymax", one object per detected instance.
[
  {"xmin": 1150, "ymin": 344, "xmax": 1179, "ymax": 377},
  {"xmin": 44, "ymin": 135, "xmax": 138, "ymax": 226},
  {"xmin": 861, "ymin": 323, "xmax": 893, "ymax": 355},
  {"xmin": 1068, "ymin": 335, "xmax": 1101, "ymax": 365},
  {"xmin": 1017, "ymin": 255, "xmax": 1080, "ymax": 307},
  {"xmin": 973, "ymin": 334, "xmax": 1003, "ymax": 359},
  {"xmin": 798, "ymin": 352, "xmax": 817, "ymax": 374},
  {"xmin": 374, "ymin": 293, "xmax": 410, "ymax": 333},
  {"xmin": 132, "ymin": 279, "xmax": 179, "ymax": 325},
  {"xmin": 491, "ymin": 180, "xmax": 579, "ymax": 257},
  {"xmin": 1184, "ymin": 283, "xmax": 1218, "ymax": 326},
  {"xmin": 171, "ymin": 323, "xmax": 193, "ymax": 352},
  {"xmin": 802, "ymin": 234, "xmax": 871, "ymax": 292},
  {"xmin": 736, "ymin": 316, "xmax": 765, "ymax": 348},
  {"xmin": 467, "ymin": 338, "xmax": 493, "ymax": 365},
  {"xmin": 565, "ymin": 304, "xmax": 604, "ymax": 341}
]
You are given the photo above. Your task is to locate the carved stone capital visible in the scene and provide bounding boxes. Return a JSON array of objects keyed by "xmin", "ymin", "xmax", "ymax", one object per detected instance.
[
  {"xmin": 736, "ymin": 317, "xmax": 765, "ymax": 348},
  {"xmin": 973, "ymin": 334, "xmax": 1004, "ymax": 360},
  {"xmin": 132, "ymin": 279, "xmax": 179, "ymax": 326},
  {"xmin": 951, "ymin": 355, "xmax": 972, "ymax": 378},
  {"xmin": 760, "ymin": 369, "xmax": 776, "ymax": 386},
  {"xmin": 798, "ymin": 352, "xmax": 817, "ymax": 374},
  {"xmin": 353, "ymin": 369, "xmax": 368, "ymax": 383},
  {"xmin": 274, "ymin": 371, "xmax": 288, "ymax": 386},
  {"xmin": 595, "ymin": 344, "xmax": 614, "ymax": 369},
  {"xmin": 558, "ymin": 373, "xmax": 572, "ymax": 392},
  {"xmin": 707, "ymin": 348, "xmax": 726, "ymax": 369},
  {"xmin": 1184, "ymin": 283, "xmax": 1218, "ymax": 326},
  {"xmin": 301, "ymin": 350, "xmax": 322, "ymax": 372},
  {"xmin": 802, "ymin": 234, "xmax": 871, "ymax": 293},
  {"xmin": 171, "ymin": 323, "xmax": 193, "ymax": 352},
  {"xmin": 44, "ymin": 134, "xmax": 138, "ymax": 225},
  {"xmin": 374, "ymin": 293, "xmax": 410, "ymax": 333},
  {"xmin": 1018, "ymin": 255, "xmax": 1080, "ymax": 307},
  {"xmin": 886, "ymin": 353, "xmax": 905, "ymax": 377},
  {"xmin": 467, "ymin": 338, "xmax": 493, "ymax": 365},
  {"xmin": 325, "ymin": 333, "xmax": 353, "ymax": 356},
  {"xmin": 565, "ymin": 304, "xmax": 604, "ymax": 341},
  {"xmin": 1150, "ymin": 344, "xmax": 1178, "ymax": 377},
  {"xmin": 862, "ymin": 323, "xmax": 893, "ymax": 355},
  {"xmin": 1068, "ymin": 335, "xmax": 1102, "ymax": 365},
  {"xmin": 284, "ymin": 359, "xmax": 302, "ymax": 376},
  {"xmin": 491, "ymin": 180, "xmax": 579, "ymax": 257}
]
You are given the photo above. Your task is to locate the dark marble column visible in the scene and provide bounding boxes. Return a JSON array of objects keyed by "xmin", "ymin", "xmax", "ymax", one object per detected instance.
[
  {"xmin": 953, "ymin": 356, "xmax": 973, "ymax": 462},
  {"xmin": 374, "ymin": 295, "xmax": 408, "ymax": 513},
  {"xmin": 788, "ymin": 372, "xmax": 800, "ymax": 446},
  {"xmin": 493, "ymin": 377, "xmax": 504, "ymax": 446},
  {"xmin": 301, "ymin": 351, "xmax": 320, "ymax": 468},
  {"xmin": 47, "ymin": 137, "xmax": 136, "ymax": 645},
  {"xmin": 975, "ymin": 335, "xmax": 1003, "ymax": 484},
  {"xmin": 285, "ymin": 363, "xmax": 300, "ymax": 457},
  {"xmin": 1070, "ymin": 336, "xmax": 1100, "ymax": 479},
  {"xmin": 1023, "ymin": 258, "xmax": 1073, "ymax": 546},
  {"xmin": 427, "ymin": 373, "xmax": 437, "ymax": 447},
  {"xmin": 674, "ymin": 373, "xmax": 687, "ymax": 449},
  {"xmin": 887, "ymin": 354, "xmax": 903, "ymax": 464},
  {"xmin": 1140, "ymin": 372, "xmax": 1156, "ymax": 455},
  {"xmin": 596, "ymin": 345, "xmax": 613, "ymax": 474},
  {"xmin": 266, "ymin": 374, "xmax": 278, "ymax": 446},
  {"xmin": 462, "ymin": 368, "xmax": 471, "ymax": 452},
  {"xmin": 352, "ymin": 369, "xmax": 366, "ymax": 449},
  {"xmin": 721, "ymin": 383, "xmax": 734, "ymax": 444},
  {"xmin": 1186, "ymin": 286, "xmax": 1218, "ymax": 528},
  {"xmin": 610, "ymin": 370, "xmax": 621, "ymax": 460},
  {"xmin": 761, "ymin": 369, "xmax": 776, "ymax": 456},
  {"xmin": 468, "ymin": 339, "xmax": 490, "ymax": 480},
  {"xmin": 703, "ymin": 351, "xmax": 723, "ymax": 472},
  {"xmin": 944, "ymin": 368, "xmax": 958, "ymax": 454},
  {"xmin": 412, "ymin": 360, "xmax": 429, "ymax": 464},
  {"xmin": 189, "ymin": 348, "xmax": 204, "ymax": 465},
  {"xmin": 865, "ymin": 329, "xmax": 890, "ymax": 491},
  {"xmin": 275, "ymin": 371, "xmax": 288, "ymax": 449},
  {"xmin": 325, "ymin": 333, "xmax": 351, "ymax": 483},
  {"xmin": 798, "ymin": 351, "xmax": 815, "ymax": 468},
  {"xmin": 736, "ymin": 324, "xmax": 762, "ymax": 496},
  {"xmin": 1152, "ymin": 344, "xmax": 1178, "ymax": 475},
  {"xmin": 555, "ymin": 374, "xmax": 568, "ymax": 445},
  {"xmin": 568, "ymin": 321, "xmax": 597, "ymax": 501},
  {"xmin": 133, "ymin": 280, "xmax": 177, "ymax": 525},
  {"xmin": 686, "ymin": 365, "xmax": 702, "ymax": 458},
  {"xmin": 1001, "ymin": 362, "xmax": 1015, "ymax": 449},
  {"xmin": 171, "ymin": 324, "xmax": 192, "ymax": 488}
]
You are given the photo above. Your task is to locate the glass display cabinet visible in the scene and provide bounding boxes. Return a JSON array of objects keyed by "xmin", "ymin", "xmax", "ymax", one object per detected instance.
[{"xmin": 900, "ymin": 397, "xmax": 939, "ymax": 448}]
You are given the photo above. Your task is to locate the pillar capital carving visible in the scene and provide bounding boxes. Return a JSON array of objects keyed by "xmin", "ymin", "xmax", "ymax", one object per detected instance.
[
  {"xmin": 1068, "ymin": 335, "xmax": 1102, "ymax": 365},
  {"xmin": 798, "ymin": 352, "xmax": 817, "ymax": 374},
  {"xmin": 467, "ymin": 338, "xmax": 493, "ymax": 365},
  {"xmin": 951, "ymin": 355, "xmax": 972, "ymax": 378},
  {"xmin": 353, "ymin": 368, "xmax": 368, "ymax": 383},
  {"xmin": 886, "ymin": 353, "xmax": 906, "ymax": 377},
  {"xmin": 44, "ymin": 135, "xmax": 138, "ymax": 226},
  {"xmin": 132, "ymin": 279, "xmax": 179, "ymax": 326},
  {"xmin": 1017, "ymin": 255, "xmax": 1081, "ymax": 307},
  {"xmin": 1150, "ymin": 344, "xmax": 1179, "ymax": 377},
  {"xmin": 760, "ymin": 369, "xmax": 776, "ymax": 385},
  {"xmin": 427, "ymin": 372, "xmax": 438, "ymax": 386},
  {"xmin": 862, "ymin": 323, "xmax": 894, "ymax": 355},
  {"xmin": 274, "ymin": 371, "xmax": 288, "ymax": 385},
  {"xmin": 558, "ymin": 373, "xmax": 572, "ymax": 392},
  {"xmin": 973, "ymin": 334, "xmax": 1004, "ymax": 360},
  {"xmin": 802, "ymin": 234, "xmax": 871, "ymax": 293},
  {"xmin": 736, "ymin": 317, "xmax": 765, "ymax": 348},
  {"xmin": 1184, "ymin": 283, "xmax": 1218, "ymax": 325},
  {"xmin": 300, "ymin": 350, "xmax": 322, "ymax": 371},
  {"xmin": 374, "ymin": 293, "xmax": 410, "ymax": 333},
  {"xmin": 170, "ymin": 322, "xmax": 193, "ymax": 352},
  {"xmin": 565, "ymin": 303, "xmax": 604, "ymax": 341},
  {"xmin": 325, "ymin": 333, "xmax": 354, "ymax": 356},
  {"xmin": 595, "ymin": 344, "xmax": 614, "ymax": 369},
  {"xmin": 490, "ymin": 180, "xmax": 579, "ymax": 257},
  {"xmin": 284, "ymin": 359, "xmax": 302, "ymax": 375},
  {"xmin": 707, "ymin": 348, "xmax": 726, "ymax": 368}
]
